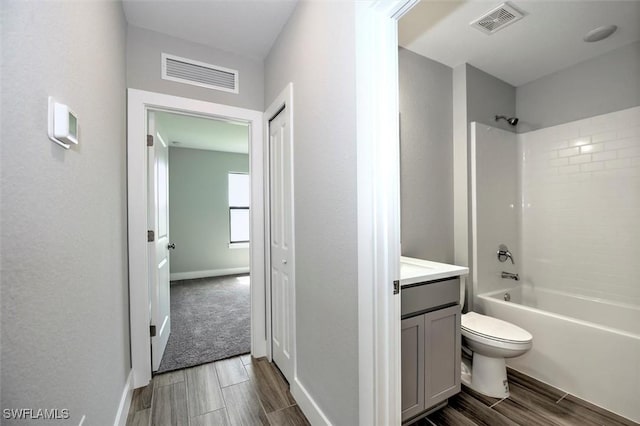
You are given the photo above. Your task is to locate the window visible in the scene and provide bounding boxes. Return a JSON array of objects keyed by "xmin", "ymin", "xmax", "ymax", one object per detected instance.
[{"xmin": 228, "ymin": 172, "xmax": 250, "ymax": 244}]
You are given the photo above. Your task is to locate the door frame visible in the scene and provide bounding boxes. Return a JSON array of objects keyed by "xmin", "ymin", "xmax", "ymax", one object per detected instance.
[
  {"xmin": 127, "ymin": 89, "xmax": 265, "ymax": 388},
  {"xmin": 355, "ymin": 1, "xmax": 418, "ymax": 425},
  {"xmin": 263, "ymin": 83, "xmax": 295, "ymax": 367}
]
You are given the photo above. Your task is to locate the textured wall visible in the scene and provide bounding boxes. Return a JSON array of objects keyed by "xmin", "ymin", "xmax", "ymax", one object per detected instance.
[
  {"xmin": 517, "ymin": 42, "xmax": 640, "ymax": 132},
  {"xmin": 399, "ymin": 48, "xmax": 454, "ymax": 263},
  {"xmin": 466, "ymin": 64, "xmax": 517, "ymax": 131},
  {"xmin": 127, "ymin": 26, "xmax": 264, "ymax": 111},
  {"xmin": 264, "ymin": 2, "xmax": 359, "ymax": 424},
  {"xmin": 169, "ymin": 148, "xmax": 249, "ymax": 276},
  {"xmin": 1, "ymin": 2, "xmax": 130, "ymax": 425}
]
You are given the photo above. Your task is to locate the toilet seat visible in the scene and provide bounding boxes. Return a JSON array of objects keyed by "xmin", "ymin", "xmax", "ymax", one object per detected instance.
[{"xmin": 462, "ymin": 312, "xmax": 532, "ymax": 344}]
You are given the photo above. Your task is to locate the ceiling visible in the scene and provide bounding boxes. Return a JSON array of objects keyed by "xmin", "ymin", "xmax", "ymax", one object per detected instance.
[
  {"xmin": 154, "ymin": 111, "xmax": 249, "ymax": 154},
  {"xmin": 122, "ymin": 0, "xmax": 298, "ymax": 60},
  {"xmin": 399, "ymin": 1, "xmax": 640, "ymax": 87}
]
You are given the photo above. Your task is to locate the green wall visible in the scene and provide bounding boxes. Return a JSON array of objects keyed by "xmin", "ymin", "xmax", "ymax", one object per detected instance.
[{"xmin": 169, "ymin": 147, "xmax": 249, "ymax": 278}]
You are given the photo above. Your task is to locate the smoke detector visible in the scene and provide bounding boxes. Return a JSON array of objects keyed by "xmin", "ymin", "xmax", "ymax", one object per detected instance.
[{"xmin": 470, "ymin": 2, "xmax": 525, "ymax": 35}]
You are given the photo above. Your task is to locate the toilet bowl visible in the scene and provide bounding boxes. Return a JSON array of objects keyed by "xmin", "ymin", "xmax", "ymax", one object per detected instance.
[{"xmin": 461, "ymin": 311, "xmax": 532, "ymax": 398}]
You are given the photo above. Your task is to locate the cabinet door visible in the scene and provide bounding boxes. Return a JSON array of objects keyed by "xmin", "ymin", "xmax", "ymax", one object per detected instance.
[
  {"xmin": 401, "ymin": 315, "xmax": 425, "ymax": 422},
  {"xmin": 424, "ymin": 305, "xmax": 461, "ymax": 409}
]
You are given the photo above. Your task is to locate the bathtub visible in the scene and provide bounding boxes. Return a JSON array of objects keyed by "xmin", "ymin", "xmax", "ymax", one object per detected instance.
[{"xmin": 476, "ymin": 285, "xmax": 640, "ymax": 423}]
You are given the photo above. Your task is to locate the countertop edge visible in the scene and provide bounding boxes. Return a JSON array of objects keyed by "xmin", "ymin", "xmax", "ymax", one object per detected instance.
[{"xmin": 400, "ymin": 256, "xmax": 469, "ymax": 288}]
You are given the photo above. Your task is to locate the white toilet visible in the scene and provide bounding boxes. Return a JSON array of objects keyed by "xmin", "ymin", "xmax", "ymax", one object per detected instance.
[{"xmin": 460, "ymin": 311, "xmax": 533, "ymax": 398}]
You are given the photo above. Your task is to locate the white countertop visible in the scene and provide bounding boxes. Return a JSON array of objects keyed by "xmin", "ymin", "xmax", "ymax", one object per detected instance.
[{"xmin": 400, "ymin": 256, "xmax": 469, "ymax": 287}]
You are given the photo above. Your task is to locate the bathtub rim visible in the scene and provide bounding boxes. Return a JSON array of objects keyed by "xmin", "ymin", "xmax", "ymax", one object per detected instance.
[{"xmin": 477, "ymin": 286, "xmax": 640, "ymax": 340}]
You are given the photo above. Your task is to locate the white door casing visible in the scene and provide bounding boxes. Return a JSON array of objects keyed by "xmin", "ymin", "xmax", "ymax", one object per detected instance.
[
  {"xmin": 268, "ymin": 105, "xmax": 295, "ymax": 383},
  {"xmin": 147, "ymin": 111, "xmax": 171, "ymax": 371},
  {"xmin": 128, "ymin": 89, "xmax": 265, "ymax": 388},
  {"xmin": 355, "ymin": 1, "xmax": 418, "ymax": 425}
]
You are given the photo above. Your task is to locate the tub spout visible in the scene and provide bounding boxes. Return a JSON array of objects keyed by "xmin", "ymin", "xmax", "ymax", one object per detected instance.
[{"xmin": 501, "ymin": 272, "xmax": 519, "ymax": 281}]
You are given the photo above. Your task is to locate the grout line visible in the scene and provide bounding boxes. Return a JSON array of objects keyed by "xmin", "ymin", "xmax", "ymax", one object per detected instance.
[
  {"xmin": 490, "ymin": 397, "xmax": 508, "ymax": 409},
  {"xmin": 556, "ymin": 392, "xmax": 569, "ymax": 404}
]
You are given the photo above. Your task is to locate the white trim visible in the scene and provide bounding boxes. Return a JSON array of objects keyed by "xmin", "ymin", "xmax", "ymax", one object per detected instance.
[
  {"xmin": 113, "ymin": 369, "xmax": 133, "ymax": 426},
  {"xmin": 470, "ymin": 123, "xmax": 479, "ymax": 309},
  {"xmin": 127, "ymin": 89, "xmax": 266, "ymax": 388},
  {"xmin": 263, "ymin": 83, "xmax": 295, "ymax": 366},
  {"xmin": 170, "ymin": 267, "xmax": 250, "ymax": 281},
  {"xmin": 291, "ymin": 378, "xmax": 332, "ymax": 426},
  {"xmin": 355, "ymin": 1, "xmax": 418, "ymax": 425},
  {"xmin": 228, "ymin": 242, "xmax": 250, "ymax": 249},
  {"xmin": 161, "ymin": 53, "xmax": 239, "ymax": 94}
]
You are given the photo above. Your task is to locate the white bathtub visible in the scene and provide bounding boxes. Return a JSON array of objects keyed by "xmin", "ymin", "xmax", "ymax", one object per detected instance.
[{"xmin": 476, "ymin": 285, "xmax": 640, "ymax": 423}]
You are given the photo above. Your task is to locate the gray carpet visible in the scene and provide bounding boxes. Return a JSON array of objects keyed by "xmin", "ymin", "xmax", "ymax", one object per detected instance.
[{"xmin": 157, "ymin": 274, "xmax": 250, "ymax": 373}]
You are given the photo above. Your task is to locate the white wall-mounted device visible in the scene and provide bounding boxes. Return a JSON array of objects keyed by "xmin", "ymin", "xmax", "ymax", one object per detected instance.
[{"xmin": 48, "ymin": 97, "xmax": 79, "ymax": 149}]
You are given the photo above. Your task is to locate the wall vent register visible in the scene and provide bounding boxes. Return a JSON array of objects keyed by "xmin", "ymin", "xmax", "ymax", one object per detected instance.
[{"xmin": 161, "ymin": 53, "xmax": 239, "ymax": 94}]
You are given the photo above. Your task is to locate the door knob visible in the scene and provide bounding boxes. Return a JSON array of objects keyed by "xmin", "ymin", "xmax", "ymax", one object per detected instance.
[
  {"xmin": 282, "ymin": 259, "xmax": 287, "ymax": 264},
  {"xmin": 168, "ymin": 243, "xmax": 176, "ymax": 250}
]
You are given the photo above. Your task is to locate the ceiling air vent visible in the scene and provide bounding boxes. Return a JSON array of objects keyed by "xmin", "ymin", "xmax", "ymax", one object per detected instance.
[
  {"xmin": 161, "ymin": 53, "xmax": 239, "ymax": 94},
  {"xmin": 470, "ymin": 2, "xmax": 525, "ymax": 35}
]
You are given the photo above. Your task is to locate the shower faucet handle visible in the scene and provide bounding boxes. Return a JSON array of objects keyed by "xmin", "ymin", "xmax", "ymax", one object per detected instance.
[{"xmin": 497, "ymin": 244, "xmax": 515, "ymax": 264}]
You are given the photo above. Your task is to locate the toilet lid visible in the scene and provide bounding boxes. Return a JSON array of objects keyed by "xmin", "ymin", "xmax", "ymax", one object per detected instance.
[{"xmin": 462, "ymin": 312, "xmax": 532, "ymax": 343}]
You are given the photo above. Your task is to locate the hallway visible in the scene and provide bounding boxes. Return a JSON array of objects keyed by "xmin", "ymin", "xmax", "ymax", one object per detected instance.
[{"xmin": 127, "ymin": 355, "xmax": 309, "ymax": 425}]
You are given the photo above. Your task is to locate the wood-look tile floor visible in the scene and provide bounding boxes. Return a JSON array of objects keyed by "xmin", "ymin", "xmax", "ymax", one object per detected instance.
[
  {"xmin": 420, "ymin": 368, "xmax": 638, "ymax": 426},
  {"xmin": 126, "ymin": 355, "xmax": 310, "ymax": 426}
]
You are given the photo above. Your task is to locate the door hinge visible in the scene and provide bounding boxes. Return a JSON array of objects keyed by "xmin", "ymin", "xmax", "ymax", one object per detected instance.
[
  {"xmin": 393, "ymin": 280, "xmax": 400, "ymax": 295},
  {"xmin": 150, "ymin": 325, "xmax": 157, "ymax": 337},
  {"xmin": 147, "ymin": 134, "xmax": 154, "ymax": 147},
  {"xmin": 147, "ymin": 230, "xmax": 155, "ymax": 242}
]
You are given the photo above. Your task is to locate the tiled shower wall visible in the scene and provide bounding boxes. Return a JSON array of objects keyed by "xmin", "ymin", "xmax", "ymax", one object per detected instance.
[{"xmin": 519, "ymin": 106, "xmax": 640, "ymax": 305}]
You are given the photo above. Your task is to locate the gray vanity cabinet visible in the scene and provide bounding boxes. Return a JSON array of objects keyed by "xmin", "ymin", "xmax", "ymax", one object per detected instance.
[
  {"xmin": 401, "ymin": 302, "xmax": 461, "ymax": 423},
  {"xmin": 401, "ymin": 315, "xmax": 425, "ymax": 420},
  {"xmin": 424, "ymin": 305, "xmax": 461, "ymax": 408}
]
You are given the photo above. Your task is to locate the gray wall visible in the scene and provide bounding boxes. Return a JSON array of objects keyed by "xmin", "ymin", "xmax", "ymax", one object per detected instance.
[
  {"xmin": 1, "ymin": 2, "xmax": 130, "ymax": 425},
  {"xmin": 466, "ymin": 64, "xmax": 517, "ymax": 131},
  {"xmin": 517, "ymin": 41, "xmax": 640, "ymax": 132},
  {"xmin": 169, "ymin": 148, "xmax": 249, "ymax": 275},
  {"xmin": 127, "ymin": 25, "xmax": 264, "ymax": 111},
  {"xmin": 264, "ymin": 2, "xmax": 359, "ymax": 424},
  {"xmin": 399, "ymin": 48, "xmax": 454, "ymax": 263}
]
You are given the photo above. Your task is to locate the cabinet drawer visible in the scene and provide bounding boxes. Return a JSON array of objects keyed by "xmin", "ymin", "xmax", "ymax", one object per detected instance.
[{"xmin": 401, "ymin": 278, "xmax": 459, "ymax": 318}]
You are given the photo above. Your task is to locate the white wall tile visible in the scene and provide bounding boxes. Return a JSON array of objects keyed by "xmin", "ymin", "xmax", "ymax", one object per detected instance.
[
  {"xmin": 579, "ymin": 143, "xmax": 603, "ymax": 154},
  {"xmin": 592, "ymin": 131, "xmax": 617, "ymax": 143},
  {"xmin": 558, "ymin": 147, "xmax": 580, "ymax": 157},
  {"xmin": 519, "ymin": 106, "xmax": 640, "ymax": 305},
  {"xmin": 569, "ymin": 154, "xmax": 592, "ymax": 165},
  {"xmin": 592, "ymin": 151, "xmax": 617, "ymax": 162},
  {"xmin": 606, "ymin": 137, "xmax": 640, "ymax": 151}
]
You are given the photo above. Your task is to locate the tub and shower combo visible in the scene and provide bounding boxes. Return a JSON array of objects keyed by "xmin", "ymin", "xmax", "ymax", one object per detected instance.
[{"xmin": 470, "ymin": 107, "xmax": 640, "ymax": 423}]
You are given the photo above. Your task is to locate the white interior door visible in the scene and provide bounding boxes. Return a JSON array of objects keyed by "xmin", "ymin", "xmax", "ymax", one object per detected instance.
[
  {"xmin": 147, "ymin": 111, "xmax": 171, "ymax": 371},
  {"xmin": 269, "ymin": 108, "xmax": 295, "ymax": 382}
]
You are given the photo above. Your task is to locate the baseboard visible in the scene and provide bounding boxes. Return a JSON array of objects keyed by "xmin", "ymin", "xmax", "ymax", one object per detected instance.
[
  {"xmin": 170, "ymin": 267, "xmax": 250, "ymax": 281},
  {"xmin": 291, "ymin": 378, "xmax": 332, "ymax": 426},
  {"xmin": 114, "ymin": 369, "xmax": 133, "ymax": 426}
]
